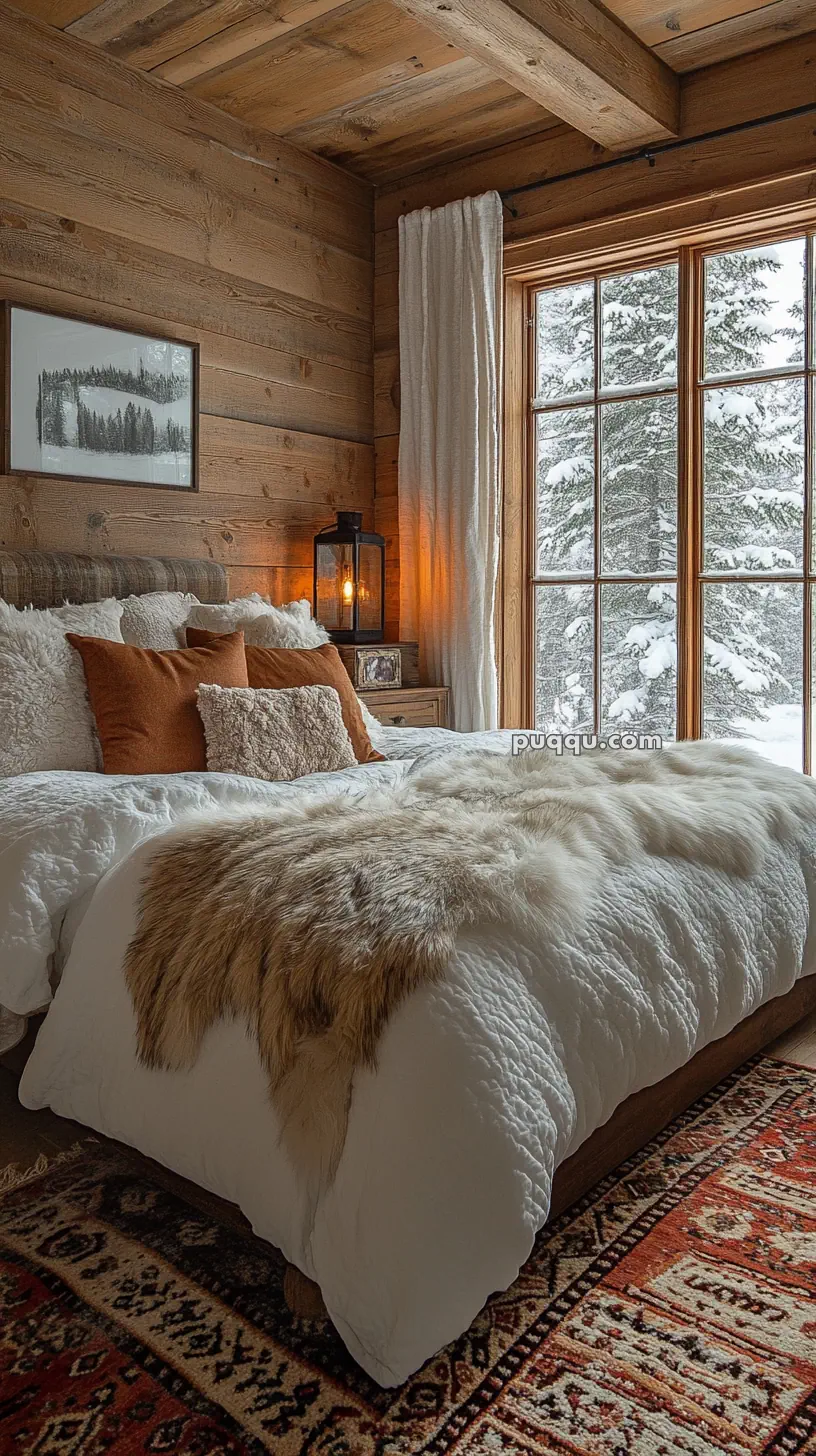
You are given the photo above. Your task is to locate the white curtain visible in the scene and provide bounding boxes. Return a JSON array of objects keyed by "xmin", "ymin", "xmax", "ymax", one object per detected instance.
[{"xmin": 398, "ymin": 191, "xmax": 502, "ymax": 732}]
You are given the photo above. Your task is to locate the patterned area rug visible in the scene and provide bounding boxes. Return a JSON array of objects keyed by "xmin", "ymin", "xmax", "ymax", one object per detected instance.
[{"xmin": 2, "ymin": 1056, "xmax": 816, "ymax": 1454}]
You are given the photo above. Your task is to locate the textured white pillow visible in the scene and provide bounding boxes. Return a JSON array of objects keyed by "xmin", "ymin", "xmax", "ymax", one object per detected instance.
[
  {"xmin": 0, "ymin": 598, "xmax": 124, "ymax": 776},
  {"xmin": 197, "ymin": 683, "xmax": 355, "ymax": 782},
  {"xmin": 187, "ymin": 594, "xmax": 329, "ymax": 649},
  {"xmin": 120, "ymin": 591, "xmax": 199, "ymax": 651}
]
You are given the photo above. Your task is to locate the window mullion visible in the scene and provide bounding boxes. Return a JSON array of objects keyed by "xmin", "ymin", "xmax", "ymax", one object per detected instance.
[
  {"xmin": 676, "ymin": 246, "xmax": 701, "ymax": 741},
  {"xmin": 526, "ymin": 286, "xmax": 537, "ymax": 730},
  {"xmin": 593, "ymin": 275, "xmax": 602, "ymax": 737},
  {"xmin": 805, "ymin": 236, "xmax": 814, "ymax": 771},
  {"xmin": 691, "ymin": 250, "xmax": 705, "ymax": 743}
]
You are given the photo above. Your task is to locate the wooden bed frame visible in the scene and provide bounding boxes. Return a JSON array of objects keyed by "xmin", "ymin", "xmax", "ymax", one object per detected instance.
[
  {"xmin": 3, "ymin": 548, "xmax": 814, "ymax": 1323},
  {"xmin": 284, "ymin": 966, "xmax": 816, "ymax": 1317},
  {"xmin": 548, "ymin": 969, "xmax": 815, "ymax": 1219}
]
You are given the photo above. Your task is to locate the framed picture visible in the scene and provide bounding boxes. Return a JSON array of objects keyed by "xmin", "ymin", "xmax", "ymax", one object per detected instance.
[
  {"xmin": 355, "ymin": 646, "xmax": 402, "ymax": 690},
  {"xmin": 2, "ymin": 303, "xmax": 198, "ymax": 491}
]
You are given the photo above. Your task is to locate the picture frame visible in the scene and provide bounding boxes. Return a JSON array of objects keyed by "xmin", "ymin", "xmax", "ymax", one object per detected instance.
[
  {"xmin": 354, "ymin": 646, "xmax": 402, "ymax": 690},
  {"xmin": 1, "ymin": 302, "xmax": 199, "ymax": 492}
]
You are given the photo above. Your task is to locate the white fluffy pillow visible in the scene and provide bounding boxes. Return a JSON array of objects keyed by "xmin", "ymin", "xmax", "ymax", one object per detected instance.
[
  {"xmin": 186, "ymin": 594, "xmax": 376, "ymax": 729},
  {"xmin": 186, "ymin": 591, "xmax": 269, "ymax": 634},
  {"xmin": 120, "ymin": 591, "xmax": 199, "ymax": 651},
  {"xmin": 187, "ymin": 594, "xmax": 329, "ymax": 649},
  {"xmin": 197, "ymin": 683, "xmax": 355, "ymax": 782},
  {"xmin": 0, "ymin": 598, "xmax": 124, "ymax": 776},
  {"xmin": 357, "ymin": 694, "xmax": 382, "ymax": 734}
]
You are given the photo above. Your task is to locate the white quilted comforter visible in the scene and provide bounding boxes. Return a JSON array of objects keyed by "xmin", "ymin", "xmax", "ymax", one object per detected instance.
[{"xmin": 5, "ymin": 731, "xmax": 816, "ymax": 1385}]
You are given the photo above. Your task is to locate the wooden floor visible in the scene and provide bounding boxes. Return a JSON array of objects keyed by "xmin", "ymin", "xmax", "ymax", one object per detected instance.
[
  {"xmin": 0, "ymin": 1022, "xmax": 86, "ymax": 1171},
  {"xmin": 3, "ymin": 1008, "xmax": 816, "ymax": 1180},
  {"xmin": 766, "ymin": 1005, "xmax": 816, "ymax": 1068}
]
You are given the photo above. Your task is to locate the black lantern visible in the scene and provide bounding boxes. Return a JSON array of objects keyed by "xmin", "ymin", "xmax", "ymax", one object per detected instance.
[{"xmin": 314, "ymin": 511, "xmax": 385, "ymax": 643}]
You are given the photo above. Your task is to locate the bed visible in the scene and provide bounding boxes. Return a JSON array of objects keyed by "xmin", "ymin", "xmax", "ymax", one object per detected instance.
[{"xmin": 2, "ymin": 547, "xmax": 816, "ymax": 1389}]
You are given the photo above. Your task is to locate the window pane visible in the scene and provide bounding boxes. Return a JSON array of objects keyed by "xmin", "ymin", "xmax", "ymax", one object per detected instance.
[
  {"xmin": 600, "ymin": 264, "xmax": 678, "ymax": 392},
  {"xmin": 536, "ymin": 406, "xmax": 594, "ymax": 575},
  {"xmin": 535, "ymin": 281, "xmax": 594, "ymax": 403},
  {"xmin": 535, "ymin": 584, "xmax": 594, "ymax": 732},
  {"xmin": 811, "ymin": 236, "xmax": 816, "ymax": 369},
  {"xmin": 600, "ymin": 582, "xmax": 676, "ymax": 740},
  {"xmin": 812, "ymin": 589, "xmax": 816, "ymax": 773},
  {"xmin": 703, "ymin": 377, "xmax": 805, "ymax": 572},
  {"xmin": 704, "ymin": 581, "xmax": 803, "ymax": 771},
  {"xmin": 812, "ymin": 379, "xmax": 816, "ymax": 574},
  {"xmin": 704, "ymin": 237, "xmax": 806, "ymax": 380},
  {"xmin": 600, "ymin": 395, "xmax": 677, "ymax": 574}
]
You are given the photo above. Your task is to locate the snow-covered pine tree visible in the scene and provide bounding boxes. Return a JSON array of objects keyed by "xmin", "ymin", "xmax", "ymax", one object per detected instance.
[
  {"xmin": 534, "ymin": 242, "xmax": 805, "ymax": 757},
  {"xmin": 535, "ymin": 264, "xmax": 679, "ymax": 737},
  {"xmin": 701, "ymin": 243, "xmax": 804, "ymax": 744},
  {"xmin": 38, "ymin": 372, "xmax": 69, "ymax": 448}
]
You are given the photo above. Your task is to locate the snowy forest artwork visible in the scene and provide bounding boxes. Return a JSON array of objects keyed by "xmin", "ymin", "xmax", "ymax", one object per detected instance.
[
  {"xmin": 7, "ymin": 307, "xmax": 195, "ymax": 488},
  {"xmin": 534, "ymin": 236, "xmax": 812, "ymax": 771}
]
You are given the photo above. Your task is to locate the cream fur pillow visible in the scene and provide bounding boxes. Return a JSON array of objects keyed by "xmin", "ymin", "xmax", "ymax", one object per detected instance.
[
  {"xmin": 187, "ymin": 594, "xmax": 329, "ymax": 649},
  {"xmin": 197, "ymin": 683, "xmax": 356, "ymax": 782},
  {"xmin": 0, "ymin": 598, "xmax": 124, "ymax": 776},
  {"xmin": 120, "ymin": 591, "xmax": 199, "ymax": 651}
]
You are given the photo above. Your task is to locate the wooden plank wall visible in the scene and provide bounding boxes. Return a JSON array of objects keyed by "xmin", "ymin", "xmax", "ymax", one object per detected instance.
[
  {"xmin": 0, "ymin": 1, "xmax": 374, "ymax": 604},
  {"xmin": 373, "ymin": 30, "xmax": 816, "ymax": 640}
]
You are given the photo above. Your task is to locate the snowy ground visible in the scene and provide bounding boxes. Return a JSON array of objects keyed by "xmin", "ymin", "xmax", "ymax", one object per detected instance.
[
  {"xmin": 37, "ymin": 444, "xmax": 191, "ymax": 486},
  {"xmin": 721, "ymin": 703, "xmax": 803, "ymax": 772}
]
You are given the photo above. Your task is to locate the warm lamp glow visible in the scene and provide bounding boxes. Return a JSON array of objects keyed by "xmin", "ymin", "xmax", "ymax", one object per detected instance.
[{"xmin": 342, "ymin": 576, "xmax": 354, "ymax": 604}]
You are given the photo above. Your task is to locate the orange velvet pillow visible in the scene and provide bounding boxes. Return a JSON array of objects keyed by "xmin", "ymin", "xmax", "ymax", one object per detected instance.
[
  {"xmin": 67, "ymin": 631, "xmax": 249, "ymax": 775},
  {"xmin": 186, "ymin": 631, "xmax": 384, "ymax": 765}
]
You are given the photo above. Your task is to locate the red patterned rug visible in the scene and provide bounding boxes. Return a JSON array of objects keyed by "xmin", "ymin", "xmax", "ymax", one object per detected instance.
[{"xmin": 2, "ymin": 1055, "xmax": 816, "ymax": 1454}]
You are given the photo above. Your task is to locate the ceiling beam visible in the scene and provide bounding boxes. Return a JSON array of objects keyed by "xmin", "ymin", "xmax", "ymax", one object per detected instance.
[{"xmin": 386, "ymin": 0, "xmax": 680, "ymax": 149}]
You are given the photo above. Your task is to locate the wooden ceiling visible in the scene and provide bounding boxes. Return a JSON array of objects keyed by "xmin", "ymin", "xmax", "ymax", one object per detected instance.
[{"xmin": 11, "ymin": 0, "xmax": 816, "ymax": 183}]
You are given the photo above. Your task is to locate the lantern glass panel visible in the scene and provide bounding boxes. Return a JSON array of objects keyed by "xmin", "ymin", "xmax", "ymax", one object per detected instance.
[
  {"xmin": 357, "ymin": 542, "xmax": 383, "ymax": 633},
  {"xmin": 316, "ymin": 542, "xmax": 354, "ymax": 632}
]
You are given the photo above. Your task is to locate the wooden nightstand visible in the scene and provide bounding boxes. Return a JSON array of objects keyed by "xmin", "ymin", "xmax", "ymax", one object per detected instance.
[{"xmin": 359, "ymin": 686, "xmax": 450, "ymax": 729}]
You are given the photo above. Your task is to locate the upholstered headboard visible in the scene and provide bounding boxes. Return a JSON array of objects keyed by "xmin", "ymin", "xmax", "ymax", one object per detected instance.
[{"xmin": 0, "ymin": 549, "xmax": 229, "ymax": 609}]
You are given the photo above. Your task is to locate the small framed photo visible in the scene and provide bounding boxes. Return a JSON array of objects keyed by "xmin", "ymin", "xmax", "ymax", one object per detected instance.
[
  {"xmin": 355, "ymin": 646, "xmax": 402, "ymax": 690},
  {"xmin": 2, "ymin": 302, "xmax": 198, "ymax": 490}
]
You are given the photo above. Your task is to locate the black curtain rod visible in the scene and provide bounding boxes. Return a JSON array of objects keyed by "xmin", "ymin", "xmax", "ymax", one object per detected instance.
[{"xmin": 500, "ymin": 102, "xmax": 816, "ymax": 218}]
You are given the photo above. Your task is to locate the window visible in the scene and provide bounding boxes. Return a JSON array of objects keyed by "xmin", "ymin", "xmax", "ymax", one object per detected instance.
[{"xmin": 527, "ymin": 230, "xmax": 815, "ymax": 771}]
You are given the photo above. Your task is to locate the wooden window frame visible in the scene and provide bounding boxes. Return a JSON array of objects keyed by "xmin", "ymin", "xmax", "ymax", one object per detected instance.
[{"xmin": 501, "ymin": 201, "xmax": 816, "ymax": 771}]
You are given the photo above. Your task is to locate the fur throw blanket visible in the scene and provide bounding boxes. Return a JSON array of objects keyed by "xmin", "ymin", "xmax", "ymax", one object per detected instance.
[{"xmin": 124, "ymin": 742, "xmax": 816, "ymax": 1184}]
